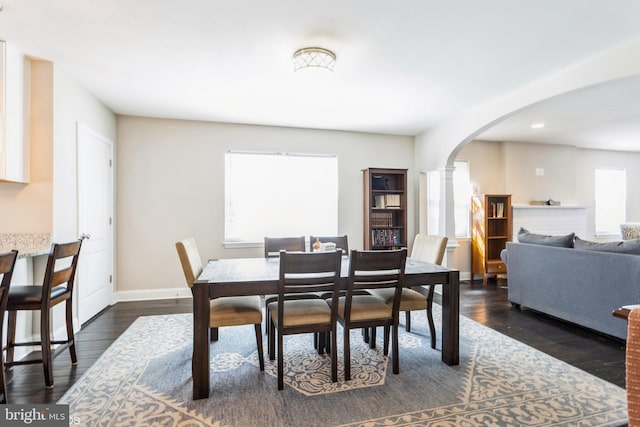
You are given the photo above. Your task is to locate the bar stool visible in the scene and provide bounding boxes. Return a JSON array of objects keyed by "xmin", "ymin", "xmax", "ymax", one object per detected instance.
[
  {"xmin": 4, "ymin": 241, "xmax": 82, "ymax": 389},
  {"xmin": 0, "ymin": 250, "xmax": 19, "ymax": 403}
]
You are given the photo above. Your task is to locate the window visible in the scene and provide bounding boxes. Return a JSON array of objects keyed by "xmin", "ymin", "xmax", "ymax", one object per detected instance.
[
  {"xmin": 595, "ymin": 168, "xmax": 625, "ymax": 236},
  {"xmin": 225, "ymin": 151, "xmax": 338, "ymax": 243}
]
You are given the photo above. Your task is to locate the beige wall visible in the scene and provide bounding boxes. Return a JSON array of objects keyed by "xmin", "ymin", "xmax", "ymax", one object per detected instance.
[
  {"xmin": 453, "ymin": 139, "xmax": 640, "ymax": 275},
  {"xmin": 116, "ymin": 116, "xmax": 415, "ymax": 295}
]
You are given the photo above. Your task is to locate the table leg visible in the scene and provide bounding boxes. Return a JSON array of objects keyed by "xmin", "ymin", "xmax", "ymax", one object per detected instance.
[
  {"xmin": 441, "ymin": 270, "xmax": 460, "ymax": 365},
  {"xmin": 192, "ymin": 283, "xmax": 210, "ymax": 399}
]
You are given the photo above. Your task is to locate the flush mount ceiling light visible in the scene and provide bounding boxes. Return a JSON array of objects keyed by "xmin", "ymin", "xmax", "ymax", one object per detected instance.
[
  {"xmin": 292, "ymin": 47, "xmax": 336, "ymax": 73},
  {"xmin": 530, "ymin": 122, "xmax": 545, "ymax": 129}
]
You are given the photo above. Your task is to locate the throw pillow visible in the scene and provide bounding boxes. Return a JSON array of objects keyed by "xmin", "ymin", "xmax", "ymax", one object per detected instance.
[
  {"xmin": 574, "ymin": 236, "xmax": 640, "ymax": 255},
  {"xmin": 517, "ymin": 227, "xmax": 575, "ymax": 248}
]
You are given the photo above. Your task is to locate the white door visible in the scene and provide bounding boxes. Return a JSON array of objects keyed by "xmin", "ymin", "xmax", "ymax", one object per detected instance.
[{"xmin": 77, "ymin": 123, "xmax": 113, "ymax": 325}]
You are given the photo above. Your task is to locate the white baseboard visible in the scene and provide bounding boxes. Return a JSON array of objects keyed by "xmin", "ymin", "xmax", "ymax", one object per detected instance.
[
  {"xmin": 459, "ymin": 271, "xmax": 472, "ymax": 281},
  {"xmin": 115, "ymin": 287, "xmax": 192, "ymax": 303}
]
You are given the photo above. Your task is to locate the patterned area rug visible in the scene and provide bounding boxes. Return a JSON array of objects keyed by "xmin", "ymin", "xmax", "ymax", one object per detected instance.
[{"xmin": 58, "ymin": 306, "xmax": 628, "ymax": 426}]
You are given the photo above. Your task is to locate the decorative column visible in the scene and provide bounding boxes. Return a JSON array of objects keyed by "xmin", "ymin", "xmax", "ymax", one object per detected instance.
[{"xmin": 438, "ymin": 165, "xmax": 457, "ymax": 266}]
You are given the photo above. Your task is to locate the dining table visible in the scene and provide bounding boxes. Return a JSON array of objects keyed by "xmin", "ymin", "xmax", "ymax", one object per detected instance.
[{"xmin": 191, "ymin": 255, "xmax": 460, "ymax": 400}]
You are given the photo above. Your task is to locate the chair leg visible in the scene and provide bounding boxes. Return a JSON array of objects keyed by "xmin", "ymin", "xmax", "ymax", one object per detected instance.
[
  {"xmin": 427, "ymin": 308, "xmax": 436, "ymax": 349},
  {"xmin": 325, "ymin": 331, "xmax": 331, "ymax": 355},
  {"xmin": 330, "ymin": 328, "xmax": 338, "ymax": 383},
  {"xmin": 268, "ymin": 317, "xmax": 276, "ymax": 361},
  {"xmin": 362, "ymin": 327, "xmax": 369, "ymax": 343},
  {"xmin": 369, "ymin": 327, "xmax": 376, "ymax": 349},
  {"xmin": 392, "ymin": 325, "xmax": 399, "ymax": 374},
  {"xmin": 41, "ymin": 308, "xmax": 54, "ymax": 389},
  {"xmin": 65, "ymin": 299, "xmax": 77, "ymax": 364},
  {"xmin": 317, "ymin": 332, "xmax": 326, "ymax": 355},
  {"xmin": 6, "ymin": 311, "xmax": 17, "ymax": 366},
  {"xmin": 405, "ymin": 311, "xmax": 411, "ymax": 332},
  {"xmin": 277, "ymin": 329, "xmax": 284, "ymax": 390},
  {"xmin": 344, "ymin": 327, "xmax": 351, "ymax": 381},
  {"xmin": 0, "ymin": 339, "xmax": 6, "ymax": 403},
  {"xmin": 210, "ymin": 327, "xmax": 219, "ymax": 341},
  {"xmin": 383, "ymin": 325, "xmax": 390, "ymax": 355},
  {"xmin": 254, "ymin": 324, "xmax": 264, "ymax": 371}
]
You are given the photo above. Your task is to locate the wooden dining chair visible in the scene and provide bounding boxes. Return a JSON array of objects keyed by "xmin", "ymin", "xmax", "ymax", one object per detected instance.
[
  {"xmin": 309, "ymin": 235, "xmax": 349, "ymax": 254},
  {"xmin": 0, "ymin": 250, "xmax": 18, "ymax": 403},
  {"xmin": 264, "ymin": 236, "xmax": 306, "ymax": 257},
  {"xmin": 176, "ymin": 237, "xmax": 264, "ymax": 370},
  {"xmin": 267, "ymin": 250, "xmax": 342, "ymax": 390},
  {"xmin": 263, "ymin": 236, "xmax": 318, "ymax": 346},
  {"xmin": 368, "ymin": 234, "xmax": 447, "ymax": 349},
  {"xmin": 4, "ymin": 241, "xmax": 82, "ymax": 389},
  {"xmin": 332, "ymin": 248, "xmax": 407, "ymax": 381}
]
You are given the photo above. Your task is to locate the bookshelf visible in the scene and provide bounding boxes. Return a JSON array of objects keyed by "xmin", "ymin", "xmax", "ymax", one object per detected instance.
[
  {"xmin": 363, "ymin": 168, "xmax": 407, "ymax": 250},
  {"xmin": 471, "ymin": 194, "xmax": 512, "ymax": 285}
]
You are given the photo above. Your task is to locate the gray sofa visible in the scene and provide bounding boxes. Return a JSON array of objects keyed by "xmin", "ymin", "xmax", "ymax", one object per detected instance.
[{"xmin": 502, "ymin": 241, "xmax": 640, "ymax": 340}]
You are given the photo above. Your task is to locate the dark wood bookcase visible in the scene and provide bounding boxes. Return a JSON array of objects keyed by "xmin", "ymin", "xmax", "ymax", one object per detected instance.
[
  {"xmin": 363, "ymin": 168, "xmax": 407, "ymax": 250},
  {"xmin": 471, "ymin": 194, "xmax": 512, "ymax": 285}
]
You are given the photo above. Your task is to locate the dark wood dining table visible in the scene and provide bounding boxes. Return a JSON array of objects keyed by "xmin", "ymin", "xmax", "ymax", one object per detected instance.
[{"xmin": 191, "ymin": 256, "xmax": 460, "ymax": 400}]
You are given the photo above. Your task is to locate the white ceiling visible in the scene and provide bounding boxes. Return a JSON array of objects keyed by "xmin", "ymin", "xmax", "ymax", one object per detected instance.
[{"xmin": 2, "ymin": 0, "xmax": 640, "ymax": 149}]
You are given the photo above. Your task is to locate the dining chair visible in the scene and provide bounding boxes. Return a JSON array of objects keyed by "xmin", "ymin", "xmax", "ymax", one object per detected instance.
[
  {"xmin": 0, "ymin": 250, "xmax": 18, "ymax": 403},
  {"xmin": 4, "ymin": 241, "xmax": 82, "ymax": 389},
  {"xmin": 267, "ymin": 250, "xmax": 342, "ymax": 390},
  {"xmin": 368, "ymin": 234, "xmax": 447, "ymax": 349},
  {"xmin": 176, "ymin": 237, "xmax": 264, "ymax": 370},
  {"xmin": 309, "ymin": 235, "xmax": 349, "ymax": 254},
  {"xmin": 264, "ymin": 236, "xmax": 306, "ymax": 257},
  {"xmin": 332, "ymin": 248, "xmax": 407, "ymax": 381},
  {"xmin": 263, "ymin": 236, "xmax": 321, "ymax": 348}
]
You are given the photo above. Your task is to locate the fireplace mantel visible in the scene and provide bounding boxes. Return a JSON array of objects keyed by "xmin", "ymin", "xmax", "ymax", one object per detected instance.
[{"xmin": 512, "ymin": 205, "xmax": 587, "ymax": 238}]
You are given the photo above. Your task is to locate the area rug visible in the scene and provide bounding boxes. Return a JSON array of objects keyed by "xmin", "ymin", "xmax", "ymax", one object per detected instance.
[{"xmin": 58, "ymin": 306, "xmax": 628, "ymax": 426}]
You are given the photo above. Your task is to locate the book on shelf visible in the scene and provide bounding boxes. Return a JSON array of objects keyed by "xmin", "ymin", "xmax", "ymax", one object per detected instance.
[
  {"xmin": 385, "ymin": 194, "xmax": 401, "ymax": 208},
  {"xmin": 371, "ymin": 228, "xmax": 401, "ymax": 246},
  {"xmin": 373, "ymin": 194, "xmax": 401, "ymax": 209},
  {"xmin": 490, "ymin": 202, "xmax": 505, "ymax": 218},
  {"xmin": 371, "ymin": 212, "xmax": 393, "ymax": 227}
]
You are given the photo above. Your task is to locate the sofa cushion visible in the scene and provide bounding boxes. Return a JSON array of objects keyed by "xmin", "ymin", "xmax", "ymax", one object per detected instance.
[
  {"xmin": 517, "ymin": 227, "xmax": 575, "ymax": 248},
  {"xmin": 574, "ymin": 236, "xmax": 640, "ymax": 255}
]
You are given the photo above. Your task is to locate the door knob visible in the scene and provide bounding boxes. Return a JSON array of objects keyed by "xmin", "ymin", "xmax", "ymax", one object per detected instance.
[{"xmin": 80, "ymin": 233, "xmax": 91, "ymax": 240}]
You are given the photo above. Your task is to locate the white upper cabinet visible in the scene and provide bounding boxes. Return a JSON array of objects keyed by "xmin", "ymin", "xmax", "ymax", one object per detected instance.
[{"xmin": 0, "ymin": 40, "xmax": 30, "ymax": 183}]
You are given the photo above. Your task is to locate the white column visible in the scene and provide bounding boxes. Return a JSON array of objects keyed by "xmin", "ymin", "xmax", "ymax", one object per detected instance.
[
  {"xmin": 439, "ymin": 165, "xmax": 456, "ymax": 240},
  {"xmin": 439, "ymin": 165, "xmax": 458, "ymax": 267}
]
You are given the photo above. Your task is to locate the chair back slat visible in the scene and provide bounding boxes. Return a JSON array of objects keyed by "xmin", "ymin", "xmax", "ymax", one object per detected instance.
[
  {"xmin": 51, "ymin": 267, "xmax": 74, "ymax": 287},
  {"xmin": 264, "ymin": 236, "xmax": 306, "ymax": 258}
]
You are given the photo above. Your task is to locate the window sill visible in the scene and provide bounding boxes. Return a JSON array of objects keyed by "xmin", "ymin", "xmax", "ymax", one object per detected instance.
[{"xmin": 223, "ymin": 241, "xmax": 262, "ymax": 249}]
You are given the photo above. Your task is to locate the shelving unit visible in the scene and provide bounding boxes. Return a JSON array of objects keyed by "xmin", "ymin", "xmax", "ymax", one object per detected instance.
[
  {"xmin": 471, "ymin": 194, "xmax": 512, "ymax": 285},
  {"xmin": 363, "ymin": 168, "xmax": 407, "ymax": 250}
]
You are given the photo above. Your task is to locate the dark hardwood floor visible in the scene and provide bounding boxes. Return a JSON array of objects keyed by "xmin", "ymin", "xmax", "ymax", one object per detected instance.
[{"xmin": 4, "ymin": 279, "xmax": 627, "ymax": 404}]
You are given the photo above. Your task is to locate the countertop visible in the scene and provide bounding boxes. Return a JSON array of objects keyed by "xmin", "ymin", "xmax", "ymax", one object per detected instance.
[{"xmin": 0, "ymin": 233, "xmax": 51, "ymax": 258}]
